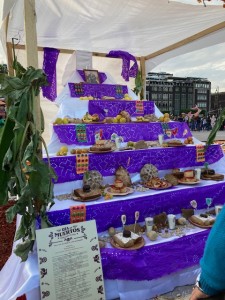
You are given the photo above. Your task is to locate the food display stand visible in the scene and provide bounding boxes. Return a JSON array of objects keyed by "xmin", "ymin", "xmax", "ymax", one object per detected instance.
[{"xmin": 1, "ymin": 74, "xmax": 225, "ymax": 300}]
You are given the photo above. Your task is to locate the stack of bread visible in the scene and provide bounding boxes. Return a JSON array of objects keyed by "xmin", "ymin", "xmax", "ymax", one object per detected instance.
[{"xmin": 180, "ymin": 170, "xmax": 198, "ymax": 183}]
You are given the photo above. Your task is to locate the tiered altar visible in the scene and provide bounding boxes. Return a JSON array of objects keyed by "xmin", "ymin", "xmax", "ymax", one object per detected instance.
[
  {"xmin": 44, "ymin": 74, "xmax": 224, "ymax": 299},
  {"xmin": 1, "ymin": 71, "xmax": 225, "ymax": 300}
]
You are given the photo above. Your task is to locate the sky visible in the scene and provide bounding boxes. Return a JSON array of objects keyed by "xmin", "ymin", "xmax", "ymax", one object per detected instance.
[{"xmin": 153, "ymin": 42, "xmax": 225, "ymax": 93}]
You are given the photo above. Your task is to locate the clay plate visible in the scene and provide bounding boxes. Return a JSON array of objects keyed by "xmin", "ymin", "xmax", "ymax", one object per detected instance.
[
  {"xmin": 143, "ymin": 182, "xmax": 172, "ymax": 190},
  {"xmin": 118, "ymin": 147, "xmax": 134, "ymax": 151},
  {"xmin": 88, "ymin": 149, "xmax": 114, "ymax": 154},
  {"xmin": 110, "ymin": 236, "xmax": 145, "ymax": 250},
  {"xmin": 178, "ymin": 179, "xmax": 201, "ymax": 185},
  {"xmin": 167, "ymin": 143, "xmax": 185, "ymax": 147},
  {"xmin": 188, "ymin": 217, "xmax": 214, "ymax": 229},
  {"xmin": 104, "ymin": 186, "xmax": 134, "ymax": 196}
]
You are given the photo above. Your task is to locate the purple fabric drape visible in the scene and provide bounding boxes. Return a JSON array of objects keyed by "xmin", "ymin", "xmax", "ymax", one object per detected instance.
[
  {"xmin": 53, "ymin": 121, "xmax": 192, "ymax": 145},
  {"xmin": 68, "ymin": 82, "xmax": 128, "ymax": 99},
  {"xmin": 46, "ymin": 181, "xmax": 225, "ymax": 231},
  {"xmin": 88, "ymin": 100, "xmax": 154, "ymax": 120},
  {"xmin": 100, "ymin": 230, "xmax": 209, "ymax": 281},
  {"xmin": 41, "ymin": 180, "xmax": 225, "ymax": 280},
  {"xmin": 43, "ymin": 144, "xmax": 223, "ymax": 184},
  {"xmin": 77, "ymin": 70, "xmax": 107, "ymax": 84},
  {"xmin": 42, "ymin": 47, "xmax": 60, "ymax": 101},
  {"xmin": 107, "ymin": 50, "xmax": 138, "ymax": 81}
]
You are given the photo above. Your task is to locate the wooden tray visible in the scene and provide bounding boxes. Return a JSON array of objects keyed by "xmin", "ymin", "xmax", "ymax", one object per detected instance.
[
  {"xmin": 74, "ymin": 188, "xmax": 102, "ymax": 202},
  {"xmin": 110, "ymin": 236, "xmax": 145, "ymax": 250},
  {"xmin": 201, "ymin": 173, "xmax": 224, "ymax": 181}
]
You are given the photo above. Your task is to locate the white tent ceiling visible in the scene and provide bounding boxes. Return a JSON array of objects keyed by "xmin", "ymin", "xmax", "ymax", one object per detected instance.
[{"xmin": 2, "ymin": 0, "xmax": 225, "ymax": 66}]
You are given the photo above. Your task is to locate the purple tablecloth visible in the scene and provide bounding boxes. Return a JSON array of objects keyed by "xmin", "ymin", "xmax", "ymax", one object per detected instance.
[
  {"xmin": 101, "ymin": 230, "xmax": 209, "ymax": 281},
  {"xmin": 68, "ymin": 82, "xmax": 128, "ymax": 99},
  {"xmin": 53, "ymin": 121, "xmax": 192, "ymax": 145},
  {"xmin": 45, "ymin": 180, "xmax": 225, "ymax": 280},
  {"xmin": 88, "ymin": 100, "xmax": 154, "ymax": 120},
  {"xmin": 47, "ymin": 180, "xmax": 225, "ymax": 231},
  {"xmin": 45, "ymin": 144, "xmax": 223, "ymax": 183}
]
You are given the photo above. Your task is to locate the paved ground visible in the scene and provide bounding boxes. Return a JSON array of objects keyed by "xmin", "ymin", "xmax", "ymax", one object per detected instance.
[{"xmin": 191, "ymin": 130, "xmax": 225, "ymax": 142}]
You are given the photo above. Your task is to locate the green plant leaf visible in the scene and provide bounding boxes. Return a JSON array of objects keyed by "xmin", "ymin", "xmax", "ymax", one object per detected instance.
[
  {"xmin": 0, "ymin": 61, "xmax": 54, "ymax": 261},
  {"xmin": 4, "ymin": 76, "xmax": 25, "ymax": 90},
  {"xmin": 14, "ymin": 216, "xmax": 27, "ymax": 241},
  {"xmin": 0, "ymin": 118, "xmax": 15, "ymax": 204},
  {"xmin": 206, "ymin": 108, "xmax": 225, "ymax": 146},
  {"xmin": 13, "ymin": 239, "xmax": 35, "ymax": 262},
  {"xmin": 133, "ymin": 70, "xmax": 143, "ymax": 97}
]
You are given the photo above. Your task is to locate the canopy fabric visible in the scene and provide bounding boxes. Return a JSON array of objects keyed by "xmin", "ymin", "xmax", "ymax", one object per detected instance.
[{"xmin": 2, "ymin": 0, "xmax": 225, "ymax": 65}]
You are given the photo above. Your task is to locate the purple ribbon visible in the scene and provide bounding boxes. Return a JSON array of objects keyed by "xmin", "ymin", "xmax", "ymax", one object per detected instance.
[
  {"xmin": 42, "ymin": 47, "xmax": 60, "ymax": 101},
  {"xmin": 107, "ymin": 50, "xmax": 138, "ymax": 81},
  {"xmin": 77, "ymin": 70, "xmax": 107, "ymax": 84}
]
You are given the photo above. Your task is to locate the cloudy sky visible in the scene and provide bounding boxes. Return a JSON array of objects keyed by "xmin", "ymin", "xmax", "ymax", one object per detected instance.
[{"xmin": 153, "ymin": 42, "xmax": 225, "ymax": 93}]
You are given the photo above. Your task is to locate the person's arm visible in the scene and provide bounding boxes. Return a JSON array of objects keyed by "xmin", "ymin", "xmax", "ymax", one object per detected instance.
[{"xmin": 190, "ymin": 279, "xmax": 209, "ymax": 300}]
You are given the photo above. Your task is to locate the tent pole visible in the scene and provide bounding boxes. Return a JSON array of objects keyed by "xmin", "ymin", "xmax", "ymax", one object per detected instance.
[
  {"xmin": 24, "ymin": 0, "xmax": 38, "ymax": 68},
  {"xmin": 144, "ymin": 21, "xmax": 225, "ymax": 60},
  {"xmin": 24, "ymin": 0, "xmax": 41, "ymax": 136},
  {"xmin": 140, "ymin": 56, "xmax": 146, "ymax": 100},
  {"xmin": 5, "ymin": 14, "xmax": 14, "ymax": 76},
  {"xmin": 6, "ymin": 42, "xmax": 14, "ymax": 76}
]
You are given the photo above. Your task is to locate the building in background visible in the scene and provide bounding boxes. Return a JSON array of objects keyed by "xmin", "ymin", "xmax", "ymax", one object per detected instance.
[
  {"xmin": 210, "ymin": 91, "xmax": 225, "ymax": 116},
  {"xmin": 146, "ymin": 72, "xmax": 211, "ymax": 116}
]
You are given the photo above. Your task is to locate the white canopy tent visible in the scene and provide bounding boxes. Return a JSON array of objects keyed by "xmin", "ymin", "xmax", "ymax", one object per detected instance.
[
  {"xmin": 1, "ymin": 2, "xmax": 225, "ymax": 300},
  {"xmin": 1, "ymin": 0, "xmax": 225, "ymax": 73}
]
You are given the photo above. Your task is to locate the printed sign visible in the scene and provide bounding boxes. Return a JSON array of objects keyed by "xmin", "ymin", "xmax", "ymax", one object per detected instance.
[{"xmin": 36, "ymin": 220, "xmax": 105, "ymax": 300}]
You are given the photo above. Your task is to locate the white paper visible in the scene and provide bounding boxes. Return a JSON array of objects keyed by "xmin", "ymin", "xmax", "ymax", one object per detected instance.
[{"xmin": 36, "ymin": 220, "xmax": 105, "ymax": 300}]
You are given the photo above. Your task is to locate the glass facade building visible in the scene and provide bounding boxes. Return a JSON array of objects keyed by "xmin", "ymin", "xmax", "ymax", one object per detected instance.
[{"xmin": 146, "ymin": 72, "xmax": 211, "ymax": 115}]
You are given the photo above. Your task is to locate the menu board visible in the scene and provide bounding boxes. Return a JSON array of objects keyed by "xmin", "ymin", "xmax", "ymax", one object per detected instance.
[{"xmin": 36, "ymin": 220, "xmax": 105, "ymax": 300}]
